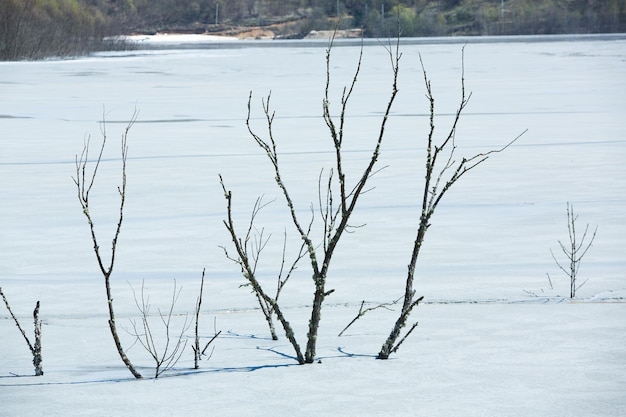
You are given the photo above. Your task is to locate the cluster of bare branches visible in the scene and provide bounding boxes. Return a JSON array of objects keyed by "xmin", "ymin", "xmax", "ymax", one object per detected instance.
[
  {"xmin": 73, "ymin": 112, "xmax": 222, "ymax": 379},
  {"xmin": 550, "ymin": 202, "xmax": 598, "ymax": 298},
  {"xmin": 221, "ymin": 38, "xmax": 523, "ymax": 362},
  {"xmin": 0, "ymin": 288, "xmax": 43, "ymax": 376},
  {"xmin": 63, "ymin": 36, "xmax": 526, "ymax": 377}
]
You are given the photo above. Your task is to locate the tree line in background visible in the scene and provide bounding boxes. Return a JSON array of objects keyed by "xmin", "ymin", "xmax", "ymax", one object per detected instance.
[
  {"xmin": 0, "ymin": 0, "xmax": 125, "ymax": 60},
  {"xmin": 1, "ymin": 1, "xmax": 625, "ymax": 57}
]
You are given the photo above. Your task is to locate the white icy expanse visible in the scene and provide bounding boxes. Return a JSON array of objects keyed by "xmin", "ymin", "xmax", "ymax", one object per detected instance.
[{"xmin": 0, "ymin": 35, "xmax": 625, "ymax": 416}]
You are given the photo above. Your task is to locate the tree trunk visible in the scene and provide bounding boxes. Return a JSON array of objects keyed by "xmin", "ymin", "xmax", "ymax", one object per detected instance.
[
  {"xmin": 305, "ymin": 274, "xmax": 326, "ymax": 363},
  {"xmin": 105, "ymin": 273, "xmax": 142, "ymax": 379},
  {"xmin": 32, "ymin": 301, "xmax": 43, "ymax": 376}
]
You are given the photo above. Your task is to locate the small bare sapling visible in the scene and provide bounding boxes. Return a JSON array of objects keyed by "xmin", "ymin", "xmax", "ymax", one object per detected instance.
[
  {"xmin": 550, "ymin": 202, "xmax": 598, "ymax": 298},
  {"xmin": 129, "ymin": 280, "xmax": 190, "ymax": 378}
]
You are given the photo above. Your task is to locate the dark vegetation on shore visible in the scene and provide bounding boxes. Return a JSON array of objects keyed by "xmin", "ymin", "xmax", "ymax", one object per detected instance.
[{"xmin": 1, "ymin": 0, "xmax": 625, "ymax": 60}]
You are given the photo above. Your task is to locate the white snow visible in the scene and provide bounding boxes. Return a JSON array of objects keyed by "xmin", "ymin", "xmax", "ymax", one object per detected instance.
[
  {"xmin": 123, "ymin": 33, "xmax": 239, "ymax": 44},
  {"xmin": 0, "ymin": 35, "xmax": 625, "ymax": 416}
]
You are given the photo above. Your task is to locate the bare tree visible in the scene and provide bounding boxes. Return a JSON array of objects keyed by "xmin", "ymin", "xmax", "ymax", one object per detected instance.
[
  {"xmin": 220, "ymin": 34, "xmax": 400, "ymax": 364},
  {"xmin": 129, "ymin": 280, "xmax": 190, "ymax": 378},
  {"xmin": 378, "ymin": 48, "xmax": 525, "ymax": 359},
  {"xmin": 550, "ymin": 202, "xmax": 598, "ymax": 298},
  {"xmin": 73, "ymin": 111, "xmax": 142, "ymax": 379},
  {"xmin": 0, "ymin": 288, "xmax": 43, "ymax": 376}
]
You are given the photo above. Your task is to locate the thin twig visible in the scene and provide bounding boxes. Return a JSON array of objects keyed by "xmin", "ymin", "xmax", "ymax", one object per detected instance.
[{"xmin": 338, "ymin": 298, "xmax": 401, "ymax": 337}]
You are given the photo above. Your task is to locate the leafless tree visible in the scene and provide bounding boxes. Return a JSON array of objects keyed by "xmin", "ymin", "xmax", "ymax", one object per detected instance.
[
  {"xmin": 377, "ymin": 48, "xmax": 525, "ymax": 359},
  {"xmin": 550, "ymin": 202, "xmax": 598, "ymax": 298},
  {"xmin": 73, "ymin": 111, "xmax": 143, "ymax": 379},
  {"xmin": 0, "ymin": 288, "xmax": 43, "ymax": 376},
  {"xmin": 220, "ymin": 33, "xmax": 400, "ymax": 364},
  {"xmin": 129, "ymin": 280, "xmax": 190, "ymax": 378}
]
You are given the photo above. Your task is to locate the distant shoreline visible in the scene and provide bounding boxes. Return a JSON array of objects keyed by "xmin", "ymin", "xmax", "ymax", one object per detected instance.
[{"xmin": 119, "ymin": 32, "xmax": 626, "ymax": 51}]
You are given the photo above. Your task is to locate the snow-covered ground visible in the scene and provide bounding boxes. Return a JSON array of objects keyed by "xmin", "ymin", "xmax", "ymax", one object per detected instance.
[{"xmin": 1, "ymin": 35, "xmax": 625, "ymax": 416}]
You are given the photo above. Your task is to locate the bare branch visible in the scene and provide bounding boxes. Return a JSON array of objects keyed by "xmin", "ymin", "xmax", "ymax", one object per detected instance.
[
  {"xmin": 390, "ymin": 321, "xmax": 419, "ymax": 354},
  {"xmin": 338, "ymin": 298, "xmax": 401, "ymax": 337},
  {"xmin": 201, "ymin": 330, "xmax": 222, "ymax": 357},
  {"xmin": 193, "ymin": 268, "xmax": 205, "ymax": 369},
  {"xmin": 0, "ymin": 287, "xmax": 35, "ymax": 352}
]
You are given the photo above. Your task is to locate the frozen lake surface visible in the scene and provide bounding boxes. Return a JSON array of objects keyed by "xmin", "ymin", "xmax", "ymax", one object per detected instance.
[{"xmin": 1, "ymin": 35, "xmax": 625, "ymax": 416}]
